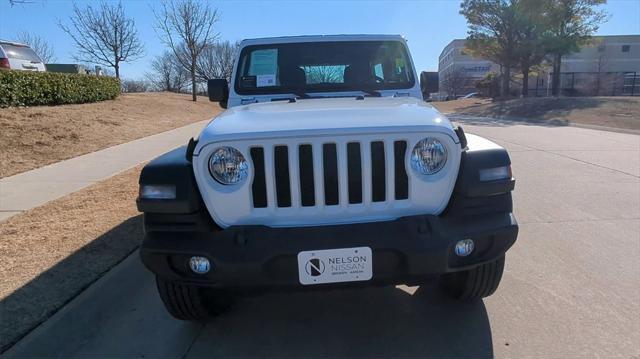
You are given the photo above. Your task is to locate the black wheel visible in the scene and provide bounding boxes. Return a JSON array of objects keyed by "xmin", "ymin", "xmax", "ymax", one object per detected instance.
[
  {"xmin": 155, "ymin": 276, "xmax": 233, "ymax": 321},
  {"xmin": 439, "ymin": 256, "xmax": 505, "ymax": 301}
]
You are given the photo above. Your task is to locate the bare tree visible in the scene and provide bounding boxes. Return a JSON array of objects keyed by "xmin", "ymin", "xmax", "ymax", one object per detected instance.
[
  {"xmin": 100, "ymin": 67, "xmax": 116, "ymax": 77},
  {"xmin": 8, "ymin": 0, "xmax": 35, "ymax": 5},
  {"xmin": 441, "ymin": 67, "xmax": 469, "ymax": 98},
  {"xmin": 592, "ymin": 44, "xmax": 609, "ymax": 96},
  {"xmin": 16, "ymin": 31, "xmax": 56, "ymax": 63},
  {"xmin": 196, "ymin": 40, "xmax": 239, "ymax": 82},
  {"xmin": 58, "ymin": 1, "xmax": 145, "ymax": 78},
  {"xmin": 146, "ymin": 51, "xmax": 190, "ymax": 92},
  {"xmin": 121, "ymin": 79, "xmax": 150, "ymax": 93},
  {"xmin": 155, "ymin": 0, "xmax": 220, "ymax": 101},
  {"xmin": 304, "ymin": 65, "xmax": 344, "ymax": 84}
]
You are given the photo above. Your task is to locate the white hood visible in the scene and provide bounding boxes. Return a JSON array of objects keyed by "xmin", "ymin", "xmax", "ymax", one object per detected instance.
[
  {"xmin": 194, "ymin": 97, "xmax": 458, "ymax": 155},
  {"xmin": 191, "ymin": 96, "xmax": 463, "ymax": 228}
]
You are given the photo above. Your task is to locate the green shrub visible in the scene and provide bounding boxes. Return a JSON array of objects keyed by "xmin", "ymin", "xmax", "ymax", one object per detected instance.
[{"xmin": 0, "ymin": 70, "xmax": 121, "ymax": 108}]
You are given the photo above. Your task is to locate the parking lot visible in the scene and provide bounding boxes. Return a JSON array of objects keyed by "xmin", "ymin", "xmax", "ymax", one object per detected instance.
[{"xmin": 5, "ymin": 120, "xmax": 639, "ymax": 358}]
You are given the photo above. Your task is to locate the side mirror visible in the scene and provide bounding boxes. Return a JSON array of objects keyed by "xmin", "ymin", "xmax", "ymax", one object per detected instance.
[
  {"xmin": 419, "ymin": 72, "xmax": 438, "ymax": 100},
  {"xmin": 208, "ymin": 79, "xmax": 229, "ymax": 108}
]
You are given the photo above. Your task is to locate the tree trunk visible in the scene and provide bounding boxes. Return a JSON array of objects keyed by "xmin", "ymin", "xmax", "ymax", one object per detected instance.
[
  {"xmin": 502, "ymin": 66, "xmax": 510, "ymax": 97},
  {"xmin": 115, "ymin": 63, "xmax": 120, "ymax": 79},
  {"xmin": 521, "ymin": 66, "xmax": 529, "ymax": 97},
  {"xmin": 551, "ymin": 53, "xmax": 561, "ymax": 97},
  {"xmin": 191, "ymin": 62, "xmax": 197, "ymax": 102}
]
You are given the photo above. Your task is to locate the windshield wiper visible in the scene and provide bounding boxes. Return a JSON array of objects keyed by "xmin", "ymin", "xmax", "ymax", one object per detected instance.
[
  {"xmin": 359, "ymin": 89, "xmax": 382, "ymax": 97},
  {"xmin": 275, "ymin": 90, "xmax": 379, "ymax": 101},
  {"xmin": 292, "ymin": 91, "xmax": 311, "ymax": 99},
  {"xmin": 270, "ymin": 91, "xmax": 311, "ymax": 103}
]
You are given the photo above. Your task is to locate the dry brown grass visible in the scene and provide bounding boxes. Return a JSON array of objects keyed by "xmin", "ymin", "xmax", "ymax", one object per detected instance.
[
  {"xmin": 0, "ymin": 92, "xmax": 221, "ymax": 178},
  {"xmin": 432, "ymin": 97, "xmax": 640, "ymax": 131},
  {"xmin": 0, "ymin": 165, "xmax": 143, "ymax": 352}
]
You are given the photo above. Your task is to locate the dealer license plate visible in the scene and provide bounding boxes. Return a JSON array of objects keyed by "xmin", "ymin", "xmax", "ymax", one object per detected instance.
[{"xmin": 297, "ymin": 247, "xmax": 373, "ymax": 285}]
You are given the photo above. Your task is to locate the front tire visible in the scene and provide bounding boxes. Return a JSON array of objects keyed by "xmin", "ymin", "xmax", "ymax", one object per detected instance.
[
  {"xmin": 156, "ymin": 277, "xmax": 233, "ymax": 321},
  {"xmin": 439, "ymin": 256, "xmax": 505, "ymax": 301}
]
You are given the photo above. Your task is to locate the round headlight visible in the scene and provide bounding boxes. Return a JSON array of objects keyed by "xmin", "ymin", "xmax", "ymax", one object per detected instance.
[
  {"xmin": 411, "ymin": 137, "xmax": 447, "ymax": 175},
  {"xmin": 208, "ymin": 147, "xmax": 248, "ymax": 185}
]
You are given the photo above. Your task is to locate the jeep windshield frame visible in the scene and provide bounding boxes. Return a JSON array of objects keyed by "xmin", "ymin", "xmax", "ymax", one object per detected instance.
[{"xmin": 233, "ymin": 40, "xmax": 416, "ymax": 96}]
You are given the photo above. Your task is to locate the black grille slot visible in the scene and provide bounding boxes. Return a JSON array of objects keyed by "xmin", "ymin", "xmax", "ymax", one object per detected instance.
[
  {"xmin": 274, "ymin": 146, "xmax": 291, "ymax": 207},
  {"xmin": 347, "ymin": 142, "xmax": 362, "ymax": 204},
  {"xmin": 394, "ymin": 141, "xmax": 409, "ymax": 200},
  {"xmin": 250, "ymin": 139, "xmax": 409, "ymax": 209},
  {"xmin": 250, "ymin": 147, "xmax": 267, "ymax": 208},
  {"xmin": 298, "ymin": 144, "xmax": 315, "ymax": 206},
  {"xmin": 371, "ymin": 141, "xmax": 386, "ymax": 202},
  {"xmin": 322, "ymin": 143, "xmax": 339, "ymax": 205}
]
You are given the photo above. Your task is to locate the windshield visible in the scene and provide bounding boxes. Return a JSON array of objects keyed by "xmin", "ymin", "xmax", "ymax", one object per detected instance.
[
  {"xmin": 234, "ymin": 41, "xmax": 415, "ymax": 96},
  {"xmin": 1, "ymin": 43, "xmax": 42, "ymax": 62}
]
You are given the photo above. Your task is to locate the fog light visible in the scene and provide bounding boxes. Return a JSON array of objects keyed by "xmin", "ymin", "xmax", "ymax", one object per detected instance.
[
  {"xmin": 189, "ymin": 256, "xmax": 210, "ymax": 274},
  {"xmin": 455, "ymin": 239, "xmax": 475, "ymax": 257}
]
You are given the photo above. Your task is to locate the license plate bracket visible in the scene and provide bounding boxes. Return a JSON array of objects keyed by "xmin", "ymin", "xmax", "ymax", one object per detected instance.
[{"xmin": 297, "ymin": 247, "xmax": 373, "ymax": 285}]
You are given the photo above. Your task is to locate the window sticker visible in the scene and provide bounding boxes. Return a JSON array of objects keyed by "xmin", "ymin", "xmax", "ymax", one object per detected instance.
[
  {"xmin": 256, "ymin": 74, "xmax": 276, "ymax": 87},
  {"xmin": 374, "ymin": 63, "xmax": 384, "ymax": 80},
  {"xmin": 241, "ymin": 76, "xmax": 257, "ymax": 88},
  {"xmin": 249, "ymin": 49, "xmax": 278, "ymax": 76},
  {"xmin": 395, "ymin": 58, "xmax": 405, "ymax": 74}
]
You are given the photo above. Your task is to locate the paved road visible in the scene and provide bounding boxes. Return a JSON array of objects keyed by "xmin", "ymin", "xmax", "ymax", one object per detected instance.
[
  {"xmin": 6, "ymin": 121, "xmax": 640, "ymax": 358},
  {"xmin": 0, "ymin": 120, "xmax": 208, "ymax": 222}
]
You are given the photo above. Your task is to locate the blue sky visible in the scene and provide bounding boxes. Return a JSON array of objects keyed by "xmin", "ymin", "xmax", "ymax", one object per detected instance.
[{"xmin": 1, "ymin": 0, "xmax": 639, "ymax": 79}]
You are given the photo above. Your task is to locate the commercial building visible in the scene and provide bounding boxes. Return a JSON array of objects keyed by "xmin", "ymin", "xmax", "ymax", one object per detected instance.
[
  {"xmin": 437, "ymin": 35, "xmax": 640, "ymax": 97},
  {"xmin": 437, "ymin": 39, "xmax": 499, "ymax": 97}
]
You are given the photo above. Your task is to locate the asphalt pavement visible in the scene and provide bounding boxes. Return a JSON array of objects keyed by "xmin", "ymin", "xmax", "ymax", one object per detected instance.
[{"xmin": 5, "ymin": 119, "xmax": 640, "ymax": 358}]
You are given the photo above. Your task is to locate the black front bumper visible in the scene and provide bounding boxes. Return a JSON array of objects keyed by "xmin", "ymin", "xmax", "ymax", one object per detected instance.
[{"xmin": 140, "ymin": 212, "xmax": 518, "ymax": 289}]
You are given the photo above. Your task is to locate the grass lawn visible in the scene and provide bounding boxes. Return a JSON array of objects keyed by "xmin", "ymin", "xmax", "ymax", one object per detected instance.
[
  {"xmin": 0, "ymin": 92, "xmax": 221, "ymax": 178},
  {"xmin": 0, "ymin": 165, "xmax": 143, "ymax": 352}
]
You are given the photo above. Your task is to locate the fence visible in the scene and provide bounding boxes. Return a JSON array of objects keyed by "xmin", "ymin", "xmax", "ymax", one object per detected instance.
[
  {"xmin": 526, "ymin": 71, "xmax": 640, "ymax": 97},
  {"xmin": 442, "ymin": 71, "xmax": 640, "ymax": 98},
  {"xmin": 622, "ymin": 72, "xmax": 640, "ymax": 96}
]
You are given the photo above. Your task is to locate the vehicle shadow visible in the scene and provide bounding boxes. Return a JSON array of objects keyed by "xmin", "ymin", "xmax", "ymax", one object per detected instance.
[
  {"xmin": 189, "ymin": 284, "xmax": 493, "ymax": 358},
  {"xmin": 451, "ymin": 96, "xmax": 620, "ymax": 116},
  {"xmin": 0, "ymin": 215, "xmax": 143, "ymax": 353}
]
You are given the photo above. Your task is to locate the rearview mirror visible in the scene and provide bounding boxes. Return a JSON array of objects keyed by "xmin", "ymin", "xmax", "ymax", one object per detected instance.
[{"xmin": 208, "ymin": 79, "xmax": 229, "ymax": 108}]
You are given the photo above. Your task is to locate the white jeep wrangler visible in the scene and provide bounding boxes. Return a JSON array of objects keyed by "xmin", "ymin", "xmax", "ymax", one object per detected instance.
[{"xmin": 137, "ymin": 35, "xmax": 518, "ymax": 320}]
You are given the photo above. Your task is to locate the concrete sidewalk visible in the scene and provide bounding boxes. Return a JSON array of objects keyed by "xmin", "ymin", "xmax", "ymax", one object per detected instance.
[{"xmin": 0, "ymin": 120, "xmax": 208, "ymax": 222}]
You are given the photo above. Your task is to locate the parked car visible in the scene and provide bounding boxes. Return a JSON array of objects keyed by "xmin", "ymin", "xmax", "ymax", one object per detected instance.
[
  {"xmin": 0, "ymin": 40, "xmax": 46, "ymax": 72},
  {"xmin": 429, "ymin": 92, "xmax": 450, "ymax": 101},
  {"xmin": 137, "ymin": 35, "xmax": 518, "ymax": 321},
  {"xmin": 460, "ymin": 92, "xmax": 479, "ymax": 99}
]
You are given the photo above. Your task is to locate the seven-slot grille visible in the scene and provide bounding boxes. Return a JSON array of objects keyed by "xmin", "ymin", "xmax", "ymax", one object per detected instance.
[{"xmin": 249, "ymin": 141, "xmax": 409, "ymax": 209}]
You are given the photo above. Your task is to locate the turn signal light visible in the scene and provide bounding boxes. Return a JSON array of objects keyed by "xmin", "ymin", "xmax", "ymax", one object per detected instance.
[
  {"xmin": 139, "ymin": 185, "xmax": 176, "ymax": 199},
  {"xmin": 479, "ymin": 166, "xmax": 512, "ymax": 182}
]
